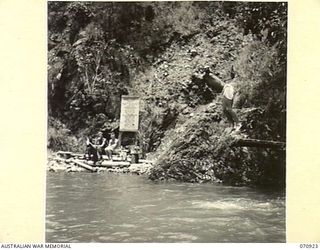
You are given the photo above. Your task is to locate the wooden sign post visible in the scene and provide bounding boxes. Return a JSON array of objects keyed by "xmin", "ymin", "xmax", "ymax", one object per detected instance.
[{"xmin": 119, "ymin": 95, "xmax": 140, "ymax": 147}]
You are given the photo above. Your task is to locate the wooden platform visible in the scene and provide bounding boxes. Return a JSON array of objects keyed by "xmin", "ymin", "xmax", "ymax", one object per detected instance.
[
  {"xmin": 55, "ymin": 150, "xmax": 153, "ymax": 172},
  {"xmin": 99, "ymin": 160, "xmax": 130, "ymax": 168}
]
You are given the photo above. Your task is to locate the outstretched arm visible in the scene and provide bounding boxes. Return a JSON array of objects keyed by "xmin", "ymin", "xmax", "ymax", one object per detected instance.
[{"xmin": 86, "ymin": 138, "xmax": 95, "ymax": 148}]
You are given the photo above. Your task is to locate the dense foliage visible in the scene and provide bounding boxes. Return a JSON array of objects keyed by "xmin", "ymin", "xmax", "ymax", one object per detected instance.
[{"xmin": 48, "ymin": 2, "xmax": 287, "ymax": 188}]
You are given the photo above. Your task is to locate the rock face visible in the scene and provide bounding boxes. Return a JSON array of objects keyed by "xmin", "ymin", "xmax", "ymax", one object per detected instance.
[{"xmin": 149, "ymin": 102, "xmax": 285, "ymax": 188}]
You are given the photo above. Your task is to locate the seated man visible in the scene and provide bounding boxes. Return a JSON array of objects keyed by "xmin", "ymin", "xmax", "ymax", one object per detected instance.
[
  {"xmin": 85, "ymin": 131, "xmax": 107, "ymax": 163},
  {"xmin": 105, "ymin": 132, "xmax": 119, "ymax": 161}
]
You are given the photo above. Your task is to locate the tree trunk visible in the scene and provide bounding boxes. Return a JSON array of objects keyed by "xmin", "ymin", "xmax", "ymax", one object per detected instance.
[{"xmin": 232, "ymin": 138, "xmax": 285, "ymax": 149}]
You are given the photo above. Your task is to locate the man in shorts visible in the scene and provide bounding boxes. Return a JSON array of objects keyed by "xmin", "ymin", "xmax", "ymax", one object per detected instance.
[
  {"xmin": 221, "ymin": 78, "xmax": 241, "ymax": 131},
  {"xmin": 203, "ymin": 66, "xmax": 241, "ymax": 131},
  {"xmin": 105, "ymin": 132, "xmax": 119, "ymax": 161}
]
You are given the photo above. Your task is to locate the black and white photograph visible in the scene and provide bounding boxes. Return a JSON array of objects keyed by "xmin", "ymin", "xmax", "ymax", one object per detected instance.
[{"xmin": 46, "ymin": 1, "xmax": 287, "ymax": 243}]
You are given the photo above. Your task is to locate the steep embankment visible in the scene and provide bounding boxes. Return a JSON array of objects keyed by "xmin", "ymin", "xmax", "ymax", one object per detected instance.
[
  {"xmin": 148, "ymin": 102, "xmax": 285, "ymax": 188},
  {"xmin": 128, "ymin": 10, "xmax": 285, "ymax": 188},
  {"xmin": 130, "ymin": 21, "xmax": 251, "ymax": 152},
  {"xmin": 47, "ymin": 2, "xmax": 286, "ymax": 188}
]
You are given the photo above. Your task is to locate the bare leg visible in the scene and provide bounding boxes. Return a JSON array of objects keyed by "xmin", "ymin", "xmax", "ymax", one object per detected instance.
[
  {"xmin": 222, "ymin": 96, "xmax": 239, "ymax": 128},
  {"xmin": 106, "ymin": 149, "xmax": 112, "ymax": 160},
  {"xmin": 223, "ymin": 107, "xmax": 234, "ymax": 127},
  {"xmin": 96, "ymin": 150, "xmax": 101, "ymax": 161},
  {"xmin": 228, "ymin": 108, "xmax": 239, "ymax": 127}
]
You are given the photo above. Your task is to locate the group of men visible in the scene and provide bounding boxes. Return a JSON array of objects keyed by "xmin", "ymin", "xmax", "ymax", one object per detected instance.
[{"xmin": 85, "ymin": 131, "xmax": 118, "ymax": 163}]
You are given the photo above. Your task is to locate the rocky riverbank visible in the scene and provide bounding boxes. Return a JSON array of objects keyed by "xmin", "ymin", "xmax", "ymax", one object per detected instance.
[
  {"xmin": 47, "ymin": 153, "xmax": 153, "ymax": 175},
  {"xmin": 149, "ymin": 101, "xmax": 286, "ymax": 188}
]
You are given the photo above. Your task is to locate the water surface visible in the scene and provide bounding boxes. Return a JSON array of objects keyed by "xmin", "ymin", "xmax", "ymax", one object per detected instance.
[{"xmin": 46, "ymin": 172, "xmax": 285, "ymax": 242}]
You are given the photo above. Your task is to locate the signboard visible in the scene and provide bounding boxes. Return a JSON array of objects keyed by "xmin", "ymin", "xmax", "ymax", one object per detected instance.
[{"xmin": 119, "ymin": 96, "xmax": 140, "ymax": 132}]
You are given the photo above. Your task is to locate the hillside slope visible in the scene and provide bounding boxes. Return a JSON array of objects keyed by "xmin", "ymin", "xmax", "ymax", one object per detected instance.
[{"xmin": 47, "ymin": 2, "xmax": 287, "ymax": 188}]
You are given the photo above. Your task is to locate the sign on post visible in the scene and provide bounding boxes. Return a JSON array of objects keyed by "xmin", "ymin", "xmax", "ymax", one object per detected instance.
[{"xmin": 119, "ymin": 96, "xmax": 140, "ymax": 132}]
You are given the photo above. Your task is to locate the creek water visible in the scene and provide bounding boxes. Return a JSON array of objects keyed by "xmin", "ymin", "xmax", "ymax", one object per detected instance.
[{"xmin": 46, "ymin": 172, "xmax": 285, "ymax": 243}]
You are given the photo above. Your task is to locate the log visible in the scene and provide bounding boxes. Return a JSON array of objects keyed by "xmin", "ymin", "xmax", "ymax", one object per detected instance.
[
  {"xmin": 71, "ymin": 159, "xmax": 96, "ymax": 172},
  {"xmin": 49, "ymin": 156, "xmax": 68, "ymax": 162},
  {"xmin": 100, "ymin": 160, "xmax": 130, "ymax": 168},
  {"xmin": 203, "ymin": 73, "xmax": 224, "ymax": 93},
  {"xmin": 232, "ymin": 138, "xmax": 285, "ymax": 149}
]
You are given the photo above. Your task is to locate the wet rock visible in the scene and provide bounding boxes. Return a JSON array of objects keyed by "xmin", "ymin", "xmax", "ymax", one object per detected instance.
[
  {"xmin": 129, "ymin": 163, "xmax": 153, "ymax": 175},
  {"xmin": 123, "ymin": 167, "xmax": 130, "ymax": 173}
]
